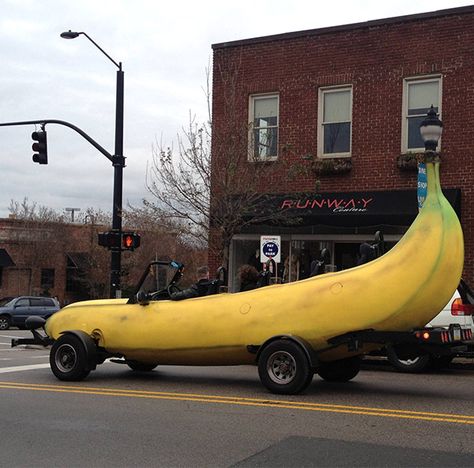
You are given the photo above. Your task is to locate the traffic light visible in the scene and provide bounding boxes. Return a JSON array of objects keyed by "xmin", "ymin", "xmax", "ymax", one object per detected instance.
[
  {"xmin": 98, "ymin": 231, "xmax": 140, "ymax": 250},
  {"xmin": 32, "ymin": 131, "xmax": 48, "ymax": 164},
  {"xmin": 122, "ymin": 232, "xmax": 141, "ymax": 251},
  {"xmin": 98, "ymin": 231, "xmax": 121, "ymax": 249}
]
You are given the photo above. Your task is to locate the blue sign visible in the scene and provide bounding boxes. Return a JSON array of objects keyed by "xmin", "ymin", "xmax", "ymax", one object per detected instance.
[
  {"xmin": 417, "ymin": 162, "xmax": 427, "ymax": 210},
  {"xmin": 262, "ymin": 242, "xmax": 279, "ymax": 258}
]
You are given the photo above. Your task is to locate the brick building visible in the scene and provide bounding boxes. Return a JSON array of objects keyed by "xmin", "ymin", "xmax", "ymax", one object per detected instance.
[
  {"xmin": 0, "ymin": 217, "xmax": 104, "ymax": 304},
  {"xmin": 0, "ymin": 217, "xmax": 182, "ymax": 304},
  {"xmin": 210, "ymin": 6, "xmax": 474, "ymax": 291}
]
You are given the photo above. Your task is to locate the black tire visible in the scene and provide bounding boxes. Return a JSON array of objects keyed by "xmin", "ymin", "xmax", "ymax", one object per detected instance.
[
  {"xmin": 126, "ymin": 360, "xmax": 158, "ymax": 372},
  {"xmin": 317, "ymin": 356, "xmax": 361, "ymax": 382},
  {"xmin": 0, "ymin": 315, "xmax": 11, "ymax": 330},
  {"xmin": 430, "ymin": 355, "xmax": 454, "ymax": 369},
  {"xmin": 386, "ymin": 346, "xmax": 431, "ymax": 373},
  {"xmin": 50, "ymin": 334, "xmax": 91, "ymax": 381},
  {"xmin": 258, "ymin": 340, "xmax": 312, "ymax": 395}
]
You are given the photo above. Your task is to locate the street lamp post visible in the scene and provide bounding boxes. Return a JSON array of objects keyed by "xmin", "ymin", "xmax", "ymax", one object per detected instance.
[
  {"xmin": 61, "ymin": 30, "xmax": 125, "ymax": 298},
  {"xmin": 420, "ymin": 105, "xmax": 443, "ymax": 152}
]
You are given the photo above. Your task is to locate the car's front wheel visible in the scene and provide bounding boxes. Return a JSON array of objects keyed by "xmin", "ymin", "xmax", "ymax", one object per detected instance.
[
  {"xmin": 50, "ymin": 334, "xmax": 91, "ymax": 381},
  {"xmin": 258, "ymin": 339, "xmax": 313, "ymax": 395},
  {"xmin": 0, "ymin": 315, "xmax": 10, "ymax": 330}
]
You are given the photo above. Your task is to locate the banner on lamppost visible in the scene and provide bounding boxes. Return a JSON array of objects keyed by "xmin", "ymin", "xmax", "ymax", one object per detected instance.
[{"xmin": 417, "ymin": 162, "xmax": 427, "ymax": 210}]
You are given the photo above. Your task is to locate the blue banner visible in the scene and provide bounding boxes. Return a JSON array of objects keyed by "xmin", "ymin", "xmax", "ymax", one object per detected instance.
[{"xmin": 417, "ymin": 162, "xmax": 427, "ymax": 210}]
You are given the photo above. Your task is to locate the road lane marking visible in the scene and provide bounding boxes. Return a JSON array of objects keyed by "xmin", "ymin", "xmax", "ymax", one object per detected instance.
[
  {"xmin": 0, "ymin": 381, "xmax": 473, "ymax": 425},
  {"xmin": 0, "ymin": 364, "xmax": 50, "ymax": 373}
]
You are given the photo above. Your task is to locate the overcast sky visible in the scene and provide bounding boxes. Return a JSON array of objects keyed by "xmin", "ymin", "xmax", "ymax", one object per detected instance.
[{"xmin": 1, "ymin": 0, "xmax": 472, "ymax": 220}]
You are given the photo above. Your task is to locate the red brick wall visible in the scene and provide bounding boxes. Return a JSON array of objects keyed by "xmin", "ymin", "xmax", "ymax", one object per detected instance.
[
  {"xmin": 0, "ymin": 218, "xmax": 97, "ymax": 303},
  {"xmin": 211, "ymin": 8, "xmax": 474, "ymax": 283}
]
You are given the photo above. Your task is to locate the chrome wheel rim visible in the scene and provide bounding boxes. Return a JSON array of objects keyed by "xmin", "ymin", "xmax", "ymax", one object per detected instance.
[
  {"xmin": 398, "ymin": 357, "xmax": 421, "ymax": 366},
  {"xmin": 267, "ymin": 351, "xmax": 296, "ymax": 384},
  {"xmin": 0, "ymin": 318, "xmax": 8, "ymax": 330},
  {"xmin": 55, "ymin": 344, "xmax": 77, "ymax": 373}
]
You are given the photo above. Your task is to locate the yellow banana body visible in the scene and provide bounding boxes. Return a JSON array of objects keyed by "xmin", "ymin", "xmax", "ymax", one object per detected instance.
[{"xmin": 46, "ymin": 161, "xmax": 464, "ymax": 365}]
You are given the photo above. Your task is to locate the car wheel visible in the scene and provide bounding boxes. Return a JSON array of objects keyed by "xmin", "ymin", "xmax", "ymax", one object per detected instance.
[
  {"xmin": 430, "ymin": 355, "xmax": 454, "ymax": 369},
  {"xmin": 386, "ymin": 346, "xmax": 431, "ymax": 373},
  {"xmin": 50, "ymin": 334, "xmax": 91, "ymax": 381},
  {"xmin": 317, "ymin": 357, "xmax": 361, "ymax": 382},
  {"xmin": 126, "ymin": 360, "xmax": 158, "ymax": 372},
  {"xmin": 258, "ymin": 340, "xmax": 312, "ymax": 395},
  {"xmin": 0, "ymin": 315, "xmax": 10, "ymax": 330}
]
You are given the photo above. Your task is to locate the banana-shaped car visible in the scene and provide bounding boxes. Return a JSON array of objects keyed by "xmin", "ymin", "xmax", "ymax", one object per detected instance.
[{"xmin": 23, "ymin": 154, "xmax": 464, "ymax": 394}]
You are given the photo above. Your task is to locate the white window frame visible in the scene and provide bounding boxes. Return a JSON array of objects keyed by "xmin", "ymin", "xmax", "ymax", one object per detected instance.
[
  {"xmin": 401, "ymin": 75, "xmax": 442, "ymax": 153},
  {"xmin": 317, "ymin": 85, "xmax": 353, "ymax": 159},
  {"xmin": 248, "ymin": 93, "xmax": 279, "ymax": 161}
]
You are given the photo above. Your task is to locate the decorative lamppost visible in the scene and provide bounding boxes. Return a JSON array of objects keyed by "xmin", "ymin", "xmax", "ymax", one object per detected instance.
[
  {"xmin": 420, "ymin": 105, "xmax": 443, "ymax": 152},
  {"xmin": 60, "ymin": 30, "xmax": 125, "ymax": 298}
]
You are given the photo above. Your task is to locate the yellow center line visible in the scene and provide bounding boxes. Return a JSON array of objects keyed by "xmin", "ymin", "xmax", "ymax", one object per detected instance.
[{"xmin": 1, "ymin": 381, "xmax": 473, "ymax": 425}]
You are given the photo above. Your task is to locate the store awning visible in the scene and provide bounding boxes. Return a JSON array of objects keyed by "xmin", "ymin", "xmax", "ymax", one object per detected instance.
[
  {"xmin": 0, "ymin": 249, "xmax": 15, "ymax": 267},
  {"xmin": 246, "ymin": 188, "xmax": 461, "ymax": 228},
  {"xmin": 67, "ymin": 252, "xmax": 92, "ymax": 270}
]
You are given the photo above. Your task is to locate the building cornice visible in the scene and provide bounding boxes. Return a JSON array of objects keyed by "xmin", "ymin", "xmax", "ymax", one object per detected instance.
[{"xmin": 212, "ymin": 6, "xmax": 474, "ymax": 50}]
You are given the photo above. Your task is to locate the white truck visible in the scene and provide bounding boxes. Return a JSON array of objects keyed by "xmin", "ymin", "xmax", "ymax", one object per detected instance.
[{"xmin": 381, "ymin": 279, "xmax": 474, "ymax": 372}]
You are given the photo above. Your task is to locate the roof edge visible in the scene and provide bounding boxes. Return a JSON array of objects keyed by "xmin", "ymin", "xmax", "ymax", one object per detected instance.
[{"xmin": 212, "ymin": 5, "xmax": 474, "ymax": 50}]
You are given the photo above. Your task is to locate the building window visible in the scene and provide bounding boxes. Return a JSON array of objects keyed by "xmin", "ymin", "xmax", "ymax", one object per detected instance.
[
  {"xmin": 318, "ymin": 86, "xmax": 352, "ymax": 158},
  {"xmin": 403, "ymin": 76, "xmax": 441, "ymax": 152},
  {"xmin": 249, "ymin": 94, "xmax": 279, "ymax": 160},
  {"xmin": 41, "ymin": 268, "xmax": 55, "ymax": 289}
]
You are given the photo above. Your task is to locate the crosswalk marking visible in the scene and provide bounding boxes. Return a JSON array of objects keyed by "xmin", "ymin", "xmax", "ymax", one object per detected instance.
[{"xmin": 0, "ymin": 363, "xmax": 50, "ymax": 373}]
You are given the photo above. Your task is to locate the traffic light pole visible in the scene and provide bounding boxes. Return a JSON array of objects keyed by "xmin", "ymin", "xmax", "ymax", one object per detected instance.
[
  {"xmin": 2, "ymin": 31, "xmax": 128, "ymax": 299},
  {"xmin": 0, "ymin": 119, "xmax": 113, "ymax": 162},
  {"xmin": 110, "ymin": 66, "xmax": 125, "ymax": 299},
  {"xmin": 0, "ymin": 117, "xmax": 125, "ymax": 298}
]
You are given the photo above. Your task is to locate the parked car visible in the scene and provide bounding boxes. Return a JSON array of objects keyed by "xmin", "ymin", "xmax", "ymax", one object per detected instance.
[
  {"xmin": 384, "ymin": 279, "xmax": 474, "ymax": 372},
  {"xmin": 0, "ymin": 296, "xmax": 60, "ymax": 330}
]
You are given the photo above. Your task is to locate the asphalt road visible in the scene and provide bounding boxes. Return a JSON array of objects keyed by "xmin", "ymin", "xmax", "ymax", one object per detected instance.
[{"xmin": 1, "ymin": 330, "xmax": 474, "ymax": 467}]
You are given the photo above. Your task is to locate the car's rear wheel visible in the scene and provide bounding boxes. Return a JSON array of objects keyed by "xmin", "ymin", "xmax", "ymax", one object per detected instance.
[
  {"xmin": 50, "ymin": 334, "xmax": 91, "ymax": 381},
  {"xmin": 317, "ymin": 357, "xmax": 361, "ymax": 382},
  {"xmin": 258, "ymin": 340, "xmax": 313, "ymax": 395},
  {"xmin": 0, "ymin": 315, "xmax": 10, "ymax": 330},
  {"xmin": 386, "ymin": 346, "xmax": 431, "ymax": 373},
  {"xmin": 126, "ymin": 360, "xmax": 158, "ymax": 372}
]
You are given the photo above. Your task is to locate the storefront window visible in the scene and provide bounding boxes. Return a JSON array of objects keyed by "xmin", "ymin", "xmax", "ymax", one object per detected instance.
[
  {"xmin": 230, "ymin": 235, "xmax": 400, "ymax": 292},
  {"xmin": 284, "ymin": 240, "xmax": 331, "ymax": 282},
  {"xmin": 230, "ymin": 238, "xmax": 290, "ymax": 291}
]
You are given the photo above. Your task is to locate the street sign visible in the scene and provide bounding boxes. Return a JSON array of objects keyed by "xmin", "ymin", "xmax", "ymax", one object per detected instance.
[
  {"xmin": 260, "ymin": 235, "xmax": 281, "ymax": 263},
  {"xmin": 417, "ymin": 162, "xmax": 427, "ymax": 210}
]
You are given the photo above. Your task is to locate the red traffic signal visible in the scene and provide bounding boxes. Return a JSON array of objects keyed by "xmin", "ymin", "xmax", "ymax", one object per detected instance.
[
  {"xmin": 32, "ymin": 131, "xmax": 48, "ymax": 164},
  {"xmin": 122, "ymin": 232, "xmax": 140, "ymax": 251}
]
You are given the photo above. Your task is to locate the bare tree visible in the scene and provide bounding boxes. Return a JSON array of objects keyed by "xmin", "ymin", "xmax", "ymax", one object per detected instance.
[
  {"xmin": 9, "ymin": 197, "xmax": 66, "ymax": 223},
  {"xmin": 145, "ymin": 113, "xmax": 211, "ymax": 249},
  {"xmin": 145, "ymin": 64, "xmax": 305, "ymax": 270}
]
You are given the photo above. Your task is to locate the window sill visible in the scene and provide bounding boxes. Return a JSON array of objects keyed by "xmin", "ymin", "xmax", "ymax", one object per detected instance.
[
  {"xmin": 248, "ymin": 156, "xmax": 278, "ymax": 163},
  {"xmin": 397, "ymin": 153, "xmax": 422, "ymax": 172},
  {"xmin": 312, "ymin": 157, "xmax": 352, "ymax": 175}
]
